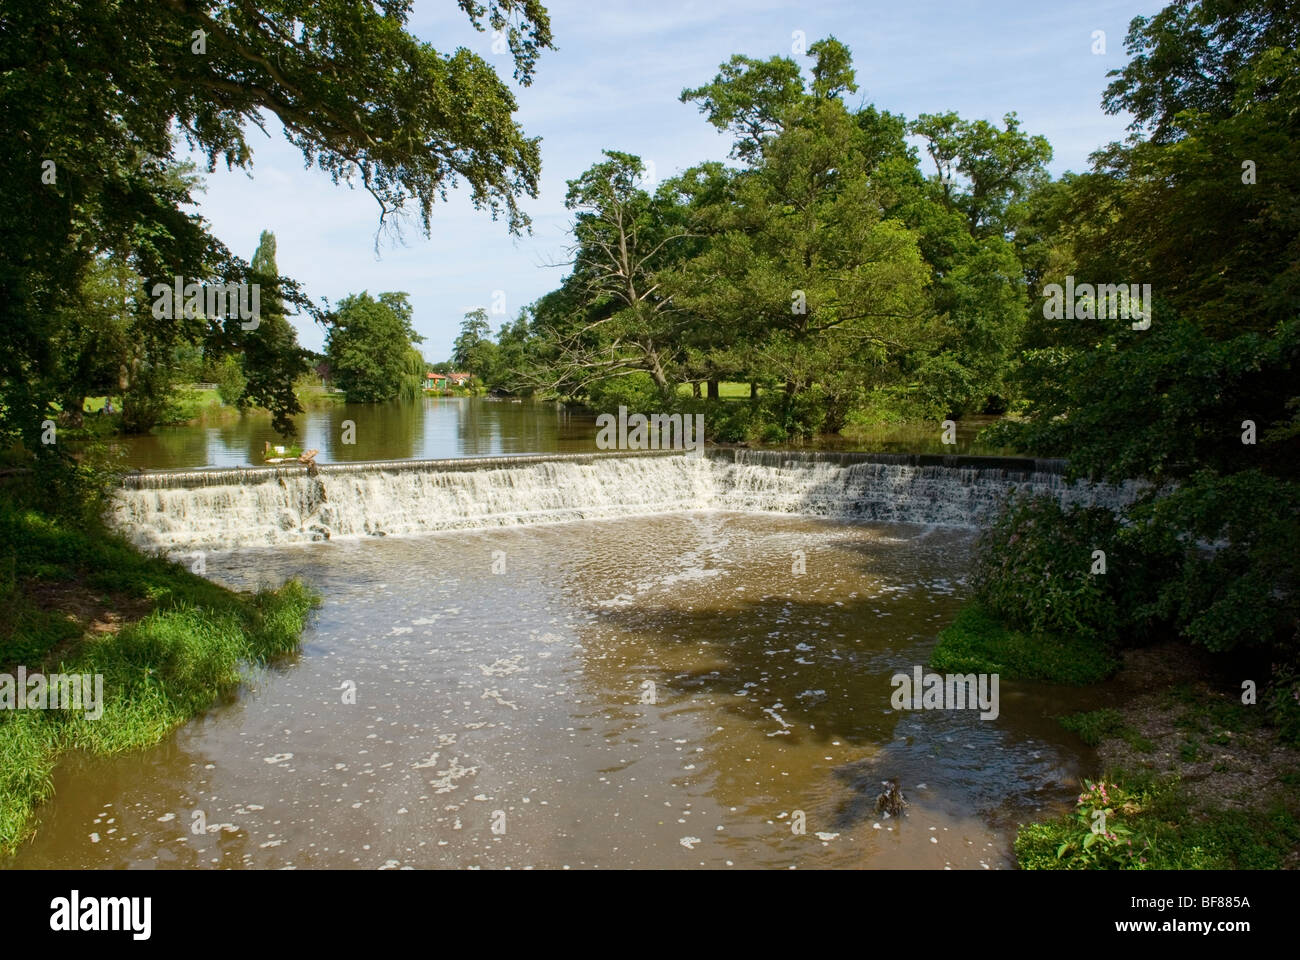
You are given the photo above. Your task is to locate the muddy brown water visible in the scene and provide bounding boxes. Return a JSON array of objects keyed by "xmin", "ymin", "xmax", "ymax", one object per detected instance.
[{"xmin": 9, "ymin": 511, "xmax": 1100, "ymax": 869}]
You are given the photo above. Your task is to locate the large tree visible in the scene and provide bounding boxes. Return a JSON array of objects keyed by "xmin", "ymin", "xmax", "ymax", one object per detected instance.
[
  {"xmin": 528, "ymin": 151, "xmax": 698, "ymax": 398},
  {"xmin": 674, "ymin": 93, "xmax": 933, "ymax": 433},
  {"xmin": 991, "ymin": 0, "xmax": 1300, "ymax": 656},
  {"xmin": 1, "ymin": 0, "xmax": 552, "ymax": 444},
  {"xmin": 325, "ymin": 292, "xmax": 421, "ymax": 403}
]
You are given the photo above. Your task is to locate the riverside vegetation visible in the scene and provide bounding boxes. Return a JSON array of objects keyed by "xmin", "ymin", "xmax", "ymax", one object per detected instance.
[
  {"xmin": 1, "ymin": 0, "xmax": 1295, "ymax": 867},
  {"xmin": 0, "ymin": 464, "xmax": 318, "ymax": 854}
]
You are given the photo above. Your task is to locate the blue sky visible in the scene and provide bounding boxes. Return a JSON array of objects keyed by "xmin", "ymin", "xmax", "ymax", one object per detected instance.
[{"xmin": 182, "ymin": 0, "xmax": 1166, "ymax": 361}]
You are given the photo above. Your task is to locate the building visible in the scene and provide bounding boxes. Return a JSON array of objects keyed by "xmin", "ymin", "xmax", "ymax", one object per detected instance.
[{"xmin": 425, "ymin": 372, "xmax": 471, "ymax": 391}]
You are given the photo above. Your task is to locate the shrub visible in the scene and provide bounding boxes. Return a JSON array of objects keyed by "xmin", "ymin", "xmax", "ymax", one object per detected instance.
[
  {"xmin": 972, "ymin": 494, "xmax": 1147, "ymax": 646},
  {"xmin": 214, "ymin": 354, "xmax": 247, "ymax": 406}
]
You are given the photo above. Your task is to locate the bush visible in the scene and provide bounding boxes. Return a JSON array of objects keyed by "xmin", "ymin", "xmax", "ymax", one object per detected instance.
[
  {"xmin": 214, "ymin": 354, "xmax": 247, "ymax": 406},
  {"xmin": 582, "ymin": 373, "xmax": 664, "ymax": 415},
  {"xmin": 972, "ymin": 494, "xmax": 1147, "ymax": 646}
]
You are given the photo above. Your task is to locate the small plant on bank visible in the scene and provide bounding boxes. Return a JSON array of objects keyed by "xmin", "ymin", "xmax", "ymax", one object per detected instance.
[
  {"xmin": 1058, "ymin": 708, "xmax": 1127, "ymax": 747},
  {"xmin": 1050, "ymin": 779, "xmax": 1148, "ymax": 870}
]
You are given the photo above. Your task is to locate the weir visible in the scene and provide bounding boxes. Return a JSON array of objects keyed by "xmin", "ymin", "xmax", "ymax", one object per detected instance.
[{"xmin": 111, "ymin": 449, "xmax": 1138, "ymax": 552}]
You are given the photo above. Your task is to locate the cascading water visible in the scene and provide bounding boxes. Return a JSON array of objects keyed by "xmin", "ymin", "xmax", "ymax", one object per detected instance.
[{"xmin": 111, "ymin": 448, "xmax": 1139, "ymax": 552}]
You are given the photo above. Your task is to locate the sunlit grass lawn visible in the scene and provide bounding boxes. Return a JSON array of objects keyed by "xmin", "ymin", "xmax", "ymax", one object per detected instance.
[{"xmin": 675, "ymin": 381, "xmax": 754, "ymax": 399}]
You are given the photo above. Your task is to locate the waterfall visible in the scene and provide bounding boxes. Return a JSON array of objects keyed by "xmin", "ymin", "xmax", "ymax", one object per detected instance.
[{"xmin": 110, "ymin": 449, "xmax": 1138, "ymax": 552}]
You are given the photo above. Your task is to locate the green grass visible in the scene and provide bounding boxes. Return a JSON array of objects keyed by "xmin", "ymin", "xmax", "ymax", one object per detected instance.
[
  {"xmin": 1057, "ymin": 707, "xmax": 1155, "ymax": 752},
  {"xmin": 0, "ymin": 495, "xmax": 318, "ymax": 854},
  {"xmin": 1058, "ymin": 708, "xmax": 1127, "ymax": 747},
  {"xmin": 1016, "ymin": 770, "xmax": 1300, "ymax": 870},
  {"xmin": 674, "ymin": 381, "xmax": 754, "ymax": 400},
  {"xmin": 930, "ymin": 603, "xmax": 1119, "ymax": 685}
]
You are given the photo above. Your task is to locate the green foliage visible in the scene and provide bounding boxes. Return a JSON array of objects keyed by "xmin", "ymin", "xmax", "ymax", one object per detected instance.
[
  {"xmin": 1058, "ymin": 708, "xmax": 1128, "ymax": 747},
  {"xmin": 583, "ymin": 373, "xmax": 664, "ymax": 415},
  {"xmin": 242, "ymin": 230, "xmax": 309, "ymax": 425},
  {"xmin": 1017, "ymin": 771, "xmax": 1300, "ymax": 870},
  {"xmin": 971, "ymin": 495, "xmax": 1154, "ymax": 646},
  {"xmin": 1, "ymin": 0, "xmax": 551, "ymax": 449},
  {"xmin": 214, "ymin": 354, "xmax": 248, "ymax": 407},
  {"xmin": 326, "ymin": 292, "xmax": 421, "ymax": 403},
  {"xmin": 981, "ymin": 1, "xmax": 1300, "ymax": 707},
  {"xmin": 515, "ymin": 35, "xmax": 1046, "ymax": 428},
  {"xmin": 453, "ymin": 308, "xmax": 500, "ymax": 385},
  {"xmin": 930, "ymin": 603, "xmax": 1118, "ymax": 684},
  {"xmin": 1048, "ymin": 779, "xmax": 1148, "ymax": 869}
]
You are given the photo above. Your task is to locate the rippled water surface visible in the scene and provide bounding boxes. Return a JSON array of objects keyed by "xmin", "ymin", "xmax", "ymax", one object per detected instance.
[{"xmin": 11, "ymin": 512, "xmax": 1094, "ymax": 869}]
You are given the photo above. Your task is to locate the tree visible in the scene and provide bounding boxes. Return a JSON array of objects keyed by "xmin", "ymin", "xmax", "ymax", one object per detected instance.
[
  {"xmin": 326, "ymin": 292, "xmax": 421, "ymax": 403},
  {"xmin": 679, "ymin": 37, "xmax": 858, "ymax": 162},
  {"xmin": 911, "ymin": 112, "xmax": 1052, "ymax": 239},
  {"xmin": 529, "ymin": 151, "xmax": 697, "ymax": 399},
  {"xmin": 1, "ymin": 0, "xmax": 553, "ymax": 449},
  {"xmin": 452, "ymin": 308, "xmax": 496, "ymax": 381},
  {"xmin": 674, "ymin": 94, "xmax": 933, "ymax": 434},
  {"xmin": 680, "ymin": 54, "xmax": 803, "ymax": 162},
  {"xmin": 50, "ymin": 256, "xmax": 133, "ymax": 429},
  {"xmin": 238, "ymin": 230, "xmax": 309, "ymax": 419},
  {"xmin": 988, "ymin": 0, "xmax": 1300, "ymax": 657}
]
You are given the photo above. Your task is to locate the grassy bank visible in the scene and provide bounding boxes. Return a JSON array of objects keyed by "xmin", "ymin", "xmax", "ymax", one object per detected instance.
[
  {"xmin": 1015, "ymin": 646, "xmax": 1300, "ymax": 869},
  {"xmin": 931, "ymin": 601, "xmax": 1300, "ymax": 868},
  {"xmin": 925, "ymin": 590, "xmax": 1300, "ymax": 868},
  {"xmin": 930, "ymin": 603, "xmax": 1119, "ymax": 684},
  {"xmin": 0, "ymin": 491, "xmax": 319, "ymax": 855}
]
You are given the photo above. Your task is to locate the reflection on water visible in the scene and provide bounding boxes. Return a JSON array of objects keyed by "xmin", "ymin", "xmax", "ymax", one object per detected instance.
[
  {"xmin": 92, "ymin": 399, "xmax": 1013, "ymax": 471},
  {"xmin": 10, "ymin": 513, "xmax": 1094, "ymax": 870},
  {"xmin": 100, "ymin": 399, "xmax": 598, "ymax": 470}
]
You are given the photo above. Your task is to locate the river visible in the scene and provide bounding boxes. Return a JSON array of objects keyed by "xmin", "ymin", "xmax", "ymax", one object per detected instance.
[{"xmin": 10, "ymin": 401, "xmax": 1106, "ymax": 869}]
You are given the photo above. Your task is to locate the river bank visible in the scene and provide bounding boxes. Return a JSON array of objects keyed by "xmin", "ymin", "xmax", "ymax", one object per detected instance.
[
  {"xmin": 0, "ymin": 482, "xmax": 318, "ymax": 855},
  {"xmin": 1016, "ymin": 643, "xmax": 1300, "ymax": 869}
]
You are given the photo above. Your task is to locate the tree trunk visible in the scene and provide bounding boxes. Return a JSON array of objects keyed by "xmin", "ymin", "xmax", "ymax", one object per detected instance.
[
  {"xmin": 60, "ymin": 395, "xmax": 86, "ymax": 429},
  {"xmin": 707, "ymin": 379, "xmax": 719, "ymax": 399},
  {"xmin": 692, "ymin": 381, "xmax": 701, "ymax": 398},
  {"xmin": 749, "ymin": 381, "xmax": 758, "ymax": 400}
]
